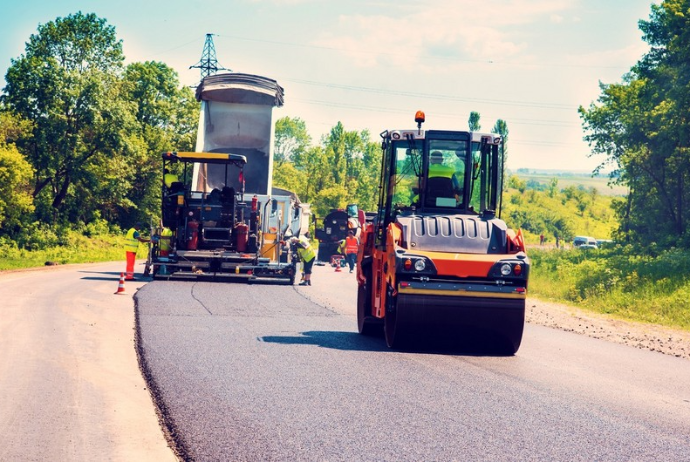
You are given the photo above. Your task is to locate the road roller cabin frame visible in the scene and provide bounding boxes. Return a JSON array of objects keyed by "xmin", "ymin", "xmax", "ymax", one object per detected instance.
[
  {"xmin": 147, "ymin": 151, "xmax": 297, "ymax": 284},
  {"xmin": 356, "ymin": 111, "xmax": 529, "ymax": 353}
]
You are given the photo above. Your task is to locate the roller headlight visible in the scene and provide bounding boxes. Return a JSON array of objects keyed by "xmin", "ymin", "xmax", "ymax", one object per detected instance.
[
  {"xmin": 500, "ymin": 263, "xmax": 512, "ymax": 276},
  {"xmin": 414, "ymin": 259, "xmax": 426, "ymax": 271}
]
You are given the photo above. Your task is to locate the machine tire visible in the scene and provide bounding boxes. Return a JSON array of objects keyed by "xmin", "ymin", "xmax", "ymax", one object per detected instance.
[
  {"xmin": 357, "ymin": 273, "xmax": 380, "ymax": 336},
  {"xmin": 384, "ymin": 291, "xmax": 412, "ymax": 349},
  {"xmin": 500, "ymin": 311, "xmax": 525, "ymax": 355}
]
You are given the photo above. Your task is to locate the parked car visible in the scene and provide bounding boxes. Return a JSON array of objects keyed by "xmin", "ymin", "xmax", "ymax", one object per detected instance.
[{"xmin": 573, "ymin": 236, "xmax": 598, "ymax": 249}]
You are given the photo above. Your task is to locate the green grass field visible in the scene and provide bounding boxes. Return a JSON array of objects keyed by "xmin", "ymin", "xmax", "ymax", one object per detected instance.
[{"xmin": 514, "ymin": 172, "xmax": 627, "ymax": 196}]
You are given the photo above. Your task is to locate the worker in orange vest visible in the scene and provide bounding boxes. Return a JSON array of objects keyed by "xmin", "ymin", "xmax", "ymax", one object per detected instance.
[{"xmin": 343, "ymin": 230, "xmax": 359, "ymax": 273}]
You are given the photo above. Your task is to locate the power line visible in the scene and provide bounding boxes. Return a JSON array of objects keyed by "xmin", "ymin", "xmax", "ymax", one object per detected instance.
[
  {"xmin": 291, "ymin": 98, "xmax": 580, "ymax": 128},
  {"xmin": 215, "ymin": 33, "xmax": 629, "ymax": 71},
  {"xmin": 285, "ymin": 78, "xmax": 577, "ymax": 111}
]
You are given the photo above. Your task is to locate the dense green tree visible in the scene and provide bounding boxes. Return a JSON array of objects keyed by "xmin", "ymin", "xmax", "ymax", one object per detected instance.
[
  {"xmin": 468, "ymin": 111, "xmax": 481, "ymax": 131},
  {"xmin": 324, "ymin": 122, "xmax": 347, "ymax": 185},
  {"xmin": 274, "ymin": 116, "xmax": 310, "ymax": 165},
  {"xmin": 579, "ymin": 0, "xmax": 690, "ymax": 248},
  {"xmin": 2, "ymin": 12, "xmax": 138, "ymax": 226},
  {"xmin": 0, "ymin": 142, "xmax": 35, "ymax": 237},
  {"xmin": 273, "ymin": 120, "xmax": 381, "ymax": 217},
  {"xmin": 121, "ymin": 61, "xmax": 199, "ymax": 224}
]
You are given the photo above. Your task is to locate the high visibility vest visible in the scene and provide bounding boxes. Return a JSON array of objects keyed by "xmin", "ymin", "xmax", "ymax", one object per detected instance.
[
  {"xmin": 345, "ymin": 236, "xmax": 359, "ymax": 254},
  {"xmin": 125, "ymin": 228, "xmax": 140, "ymax": 253},
  {"xmin": 429, "ymin": 163, "xmax": 455, "ymax": 179},
  {"xmin": 428, "ymin": 163, "xmax": 461, "ymax": 195},
  {"xmin": 160, "ymin": 227, "xmax": 173, "ymax": 252},
  {"xmin": 296, "ymin": 237, "xmax": 316, "ymax": 262},
  {"xmin": 164, "ymin": 173, "xmax": 179, "ymax": 188}
]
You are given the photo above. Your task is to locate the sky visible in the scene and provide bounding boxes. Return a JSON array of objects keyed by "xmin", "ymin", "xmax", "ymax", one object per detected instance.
[{"xmin": 1, "ymin": 0, "xmax": 660, "ymax": 172}]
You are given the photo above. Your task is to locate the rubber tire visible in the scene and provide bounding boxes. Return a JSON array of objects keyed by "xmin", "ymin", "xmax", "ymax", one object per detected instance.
[
  {"xmin": 384, "ymin": 292, "xmax": 411, "ymax": 349},
  {"xmin": 357, "ymin": 276, "xmax": 380, "ymax": 336}
]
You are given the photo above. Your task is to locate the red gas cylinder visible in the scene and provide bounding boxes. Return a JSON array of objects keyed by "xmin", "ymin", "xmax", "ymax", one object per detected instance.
[
  {"xmin": 187, "ymin": 220, "xmax": 199, "ymax": 250},
  {"xmin": 235, "ymin": 223, "xmax": 248, "ymax": 252}
]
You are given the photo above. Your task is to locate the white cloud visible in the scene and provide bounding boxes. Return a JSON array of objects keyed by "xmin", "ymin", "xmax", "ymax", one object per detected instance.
[{"xmin": 312, "ymin": 0, "xmax": 577, "ymax": 69}]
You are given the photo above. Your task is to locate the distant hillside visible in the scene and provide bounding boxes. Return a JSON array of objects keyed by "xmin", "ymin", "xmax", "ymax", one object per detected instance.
[
  {"xmin": 511, "ymin": 170, "xmax": 627, "ymax": 197},
  {"xmin": 501, "ymin": 175, "xmax": 618, "ymax": 245}
]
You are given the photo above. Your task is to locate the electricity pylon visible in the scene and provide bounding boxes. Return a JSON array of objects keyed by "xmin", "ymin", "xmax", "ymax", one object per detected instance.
[{"xmin": 190, "ymin": 34, "xmax": 229, "ymax": 83}]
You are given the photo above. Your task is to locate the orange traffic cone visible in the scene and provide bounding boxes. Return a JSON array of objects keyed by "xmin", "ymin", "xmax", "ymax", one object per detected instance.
[
  {"xmin": 114, "ymin": 272, "xmax": 126, "ymax": 294},
  {"xmin": 335, "ymin": 262, "xmax": 342, "ymax": 272}
]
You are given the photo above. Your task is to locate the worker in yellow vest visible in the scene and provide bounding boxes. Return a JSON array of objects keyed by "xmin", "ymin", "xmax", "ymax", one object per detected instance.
[
  {"xmin": 159, "ymin": 227, "xmax": 173, "ymax": 257},
  {"xmin": 412, "ymin": 151, "xmax": 462, "ymax": 206},
  {"xmin": 291, "ymin": 235, "xmax": 316, "ymax": 286},
  {"xmin": 124, "ymin": 223, "xmax": 150, "ymax": 280},
  {"xmin": 344, "ymin": 230, "xmax": 359, "ymax": 273},
  {"xmin": 164, "ymin": 169, "xmax": 179, "ymax": 189}
]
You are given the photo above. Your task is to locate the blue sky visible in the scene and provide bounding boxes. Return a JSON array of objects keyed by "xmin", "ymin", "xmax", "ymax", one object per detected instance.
[{"xmin": 1, "ymin": 0, "xmax": 659, "ymax": 172}]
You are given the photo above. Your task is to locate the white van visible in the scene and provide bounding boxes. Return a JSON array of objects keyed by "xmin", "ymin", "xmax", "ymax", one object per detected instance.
[{"xmin": 573, "ymin": 236, "xmax": 597, "ymax": 249}]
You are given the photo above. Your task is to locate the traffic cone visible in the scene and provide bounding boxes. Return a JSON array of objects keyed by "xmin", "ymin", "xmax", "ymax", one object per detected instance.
[
  {"xmin": 114, "ymin": 272, "xmax": 126, "ymax": 294},
  {"xmin": 335, "ymin": 262, "xmax": 342, "ymax": 272}
]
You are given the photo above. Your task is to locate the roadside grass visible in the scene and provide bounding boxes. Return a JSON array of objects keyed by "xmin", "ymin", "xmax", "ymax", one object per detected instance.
[
  {"xmin": 0, "ymin": 232, "xmax": 147, "ymax": 271},
  {"xmin": 529, "ymin": 247, "xmax": 690, "ymax": 331}
]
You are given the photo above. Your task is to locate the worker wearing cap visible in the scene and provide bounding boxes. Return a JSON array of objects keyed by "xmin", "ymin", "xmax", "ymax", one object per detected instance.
[
  {"xmin": 291, "ymin": 235, "xmax": 315, "ymax": 286},
  {"xmin": 124, "ymin": 223, "xmax": 150, "ymax": 280}
]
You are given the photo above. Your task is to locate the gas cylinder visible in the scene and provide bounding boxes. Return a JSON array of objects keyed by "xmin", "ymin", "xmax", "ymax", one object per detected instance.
[
  {"xmin": 235, "ymin": 223, "xmax": 248, "ymax": 252},
  {"xmin": 187, "ymin": 220, "xmax": 199, "ymax": 250}
]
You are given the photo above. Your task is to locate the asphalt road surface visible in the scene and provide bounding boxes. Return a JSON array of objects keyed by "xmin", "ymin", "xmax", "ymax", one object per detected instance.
[
  {"xmin": 137, "ymin": 264, "xmax": 690, "ymax": 461},
  {"xmin": 0, "ymin": 262, "xmax": 176, "ymax": 461}
]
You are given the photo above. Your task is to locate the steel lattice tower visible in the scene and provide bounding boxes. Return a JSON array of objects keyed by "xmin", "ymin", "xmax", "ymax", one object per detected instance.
[{"xmin": 190, "ymin": 34, "xmax": 229, "ymax": 82}]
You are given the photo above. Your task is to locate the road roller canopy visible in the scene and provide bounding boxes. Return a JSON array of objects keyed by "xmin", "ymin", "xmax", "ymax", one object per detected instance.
[{"xmin": 380, "ymin": 128, "xmax": 504, "ymax": 217}]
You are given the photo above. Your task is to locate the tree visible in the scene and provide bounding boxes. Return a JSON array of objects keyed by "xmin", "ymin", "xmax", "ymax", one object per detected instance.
[
  {"xmin": 121, "ymin": 61, "xmax": 199, "ymax": 225},
  {"xmin": 274, "ymin": 117, "xmax": 310, "ymax": 165},
  {"xmin": 493, "ymin": 118, "xmax": 509, "ymax": 186},
  {"xmin": 468, "ymin": 111, "xmax": 481, "ymax": 131},
  {"xmin": 579, "ymin": 0, "xmax": 690, "ymax": 248},
  {"xmin": 2, "ymin": 12, "xmax": 138, "ymax": 226},
  {"xmin": 0, "ymin": 142, "xmax": 35, "ymax": 237},
  {"xmin": 547, "ymin": 177, "xmax": 559, "ymax": 198}
]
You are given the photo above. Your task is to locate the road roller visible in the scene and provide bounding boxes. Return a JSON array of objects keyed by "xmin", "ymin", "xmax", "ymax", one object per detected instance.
[{"xmin": 356, "ymin": 111, "xmax": 529, "ymax": 354}]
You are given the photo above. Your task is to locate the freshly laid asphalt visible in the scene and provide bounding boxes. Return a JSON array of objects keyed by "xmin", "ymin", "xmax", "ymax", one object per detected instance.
[{"xmin": 136, "ymin": 264, "xmax": 690, "ymax": 461}]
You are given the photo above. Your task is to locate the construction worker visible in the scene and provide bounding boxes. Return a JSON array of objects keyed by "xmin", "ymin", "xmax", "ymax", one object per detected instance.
[
  {"xmin": 159, "ymin": 227, "xmax": 173, "ymax": 257},
  {"xmin": 291, "ymin": 235, "xmax": 316, "ymax": 286},
  {"xmin": 164, "ymin": 169, "xmax": 179, "ymax": 189},
  {"xmin": 124, "ymin": 223, "xmax": 150, "ymax": 280},
  {"xmin": 428, "ymin": 150, "xmax": 462, "ymax": 196},
  {"xmin": 410, "ymin": 151, "xmax": 462, "ymax": 206},
  {"xmin": 344, "ymin": 230, "xmax": 359, "ymax": 273}
]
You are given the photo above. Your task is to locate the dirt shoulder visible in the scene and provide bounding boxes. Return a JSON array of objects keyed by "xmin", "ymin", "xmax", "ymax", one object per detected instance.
[{"xmin": 527, "ymin": 298, "xmax": 690, "ymax": 360}]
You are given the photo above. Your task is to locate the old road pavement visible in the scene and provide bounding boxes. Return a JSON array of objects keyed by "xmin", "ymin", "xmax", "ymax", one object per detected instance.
[
  {"xmin": 0, "ymin": 262, "xmax": 176, "ymax": 461},
  {"xmin": 2, "ymin": 261, "xmax": 690, "ymax": 461},
  {"xmin": 137, "ymin": 264, "xmax": 690, "ymax": 461}
]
